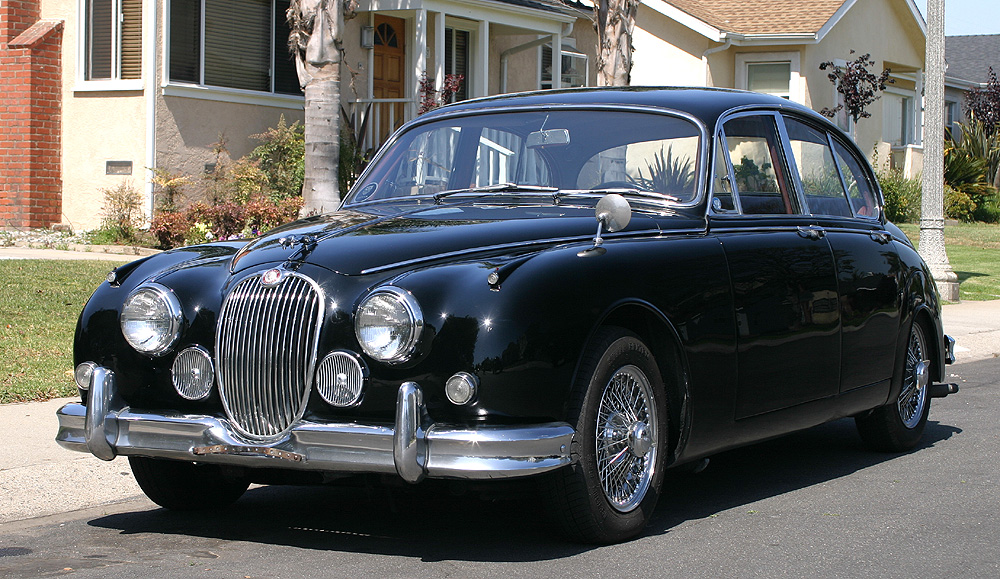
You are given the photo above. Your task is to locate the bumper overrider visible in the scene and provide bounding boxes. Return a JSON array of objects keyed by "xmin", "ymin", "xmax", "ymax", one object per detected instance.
[{"xmin": 56, "ymin": 366, "xmax": 575, "ymax": 483}]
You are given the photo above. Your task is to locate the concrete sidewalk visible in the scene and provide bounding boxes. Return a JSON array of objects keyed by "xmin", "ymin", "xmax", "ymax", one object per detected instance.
[
  {"xmin": 0, "ymin": 246, "xmax": 149, "ymax": 262},
  {"xmin": 1, "ymin": 243, "xmax": 998, "ymax": 523}
]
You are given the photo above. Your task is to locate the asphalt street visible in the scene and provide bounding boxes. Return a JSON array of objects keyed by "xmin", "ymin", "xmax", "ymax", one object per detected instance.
[{"xmin": 1, "ymin": 355, "xmax": 995, "ymax": 578}]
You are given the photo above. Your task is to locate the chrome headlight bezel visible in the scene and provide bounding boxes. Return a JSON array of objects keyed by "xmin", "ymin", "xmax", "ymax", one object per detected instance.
[
  {"xmin": 354, "ymin": 286, "xmax": 423, "ymax": 364},
  {"xmin": 119, "ymin": 283, "xmax": 183, "ymax": 356}
]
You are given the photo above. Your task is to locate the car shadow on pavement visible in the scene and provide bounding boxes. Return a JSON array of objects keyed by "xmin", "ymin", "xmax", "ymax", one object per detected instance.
[{"xmin": 86, "ymin": 417, "xmax": 961, "ymax": 562}]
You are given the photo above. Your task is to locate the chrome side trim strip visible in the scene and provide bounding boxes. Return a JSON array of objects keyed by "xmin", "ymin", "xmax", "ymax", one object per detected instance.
[{"xmin": 56, "ymin": 370, "xmax": 576, "ymax": 481}]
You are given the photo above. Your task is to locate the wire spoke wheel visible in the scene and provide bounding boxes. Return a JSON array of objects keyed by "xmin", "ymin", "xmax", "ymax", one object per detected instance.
[
  {"xmin": 897, "ymin": 323, "xmax": 930, "ymax": 429},
  {"xmin": 596, "ymin": 364, "xmax": 657, "ymax": 512}
]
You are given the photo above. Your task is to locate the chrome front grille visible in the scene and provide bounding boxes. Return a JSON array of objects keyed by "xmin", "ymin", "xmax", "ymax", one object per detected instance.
[{"xmin": 216, "ymin": 270, "xmax": 324, "ymax": 439}]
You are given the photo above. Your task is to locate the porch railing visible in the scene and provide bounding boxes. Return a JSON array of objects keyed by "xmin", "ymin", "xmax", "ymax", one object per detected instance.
[{"xmin": 345, "ymin": 98, "xmax": 417, "ymax": 154}]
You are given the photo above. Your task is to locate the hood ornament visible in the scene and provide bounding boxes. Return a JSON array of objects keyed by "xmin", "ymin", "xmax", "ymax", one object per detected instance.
[{"xmin": 279, "ymin": 234, "xmax": 318, "ymax": 263}]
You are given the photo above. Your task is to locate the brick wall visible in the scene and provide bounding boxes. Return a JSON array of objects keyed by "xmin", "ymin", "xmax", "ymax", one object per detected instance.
[{"xmin": 0, "ymin": 0, "xmax": 64, "ymax": 230}]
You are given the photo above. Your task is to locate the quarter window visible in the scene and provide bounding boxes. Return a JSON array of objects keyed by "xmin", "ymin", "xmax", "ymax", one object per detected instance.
[
  {"xmin": 832, "ymin": 140, "xmax": 878, "ymax": 218},
  {"xmin": 83, "ymin": 0, "xmax": 142, "ymax": 81},
  {"xmin": 168, "ymin": 0, "xmax": 299, "ymax": 95}
]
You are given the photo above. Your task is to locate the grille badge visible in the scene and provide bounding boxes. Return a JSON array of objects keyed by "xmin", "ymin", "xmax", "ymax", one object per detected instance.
[{"xmin": 261, "ymin": 268, "xmax": 283, "ymax": 286}]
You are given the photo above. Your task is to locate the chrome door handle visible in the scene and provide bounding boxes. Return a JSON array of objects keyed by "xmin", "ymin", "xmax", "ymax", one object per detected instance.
[
  {"xmin": 870, "ymin": 230, "xmax": 892, "ymax": 244},
  {"xmin": 797, "ymin": 226, "xmax": 825, "ymax": 240}
]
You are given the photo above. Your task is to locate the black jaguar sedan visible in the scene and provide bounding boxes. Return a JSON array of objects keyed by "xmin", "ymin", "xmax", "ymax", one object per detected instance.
[{"xmin": 58, "ymin": 87, "xmax": 957, "ymax": 543}]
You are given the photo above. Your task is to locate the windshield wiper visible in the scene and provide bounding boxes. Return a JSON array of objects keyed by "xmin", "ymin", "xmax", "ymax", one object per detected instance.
[
  {"xmin": 555, "ymin": 188, "xmax": 682, "ymax": 203},
  {"xmin": 433, "ymin": 183, "xmax": 559, "ymax": 204}
]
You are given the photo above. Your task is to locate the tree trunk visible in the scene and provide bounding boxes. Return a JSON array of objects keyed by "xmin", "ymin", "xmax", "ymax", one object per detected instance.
[
  {"xmin": 301, "ymin": 68, "xmax": 340, "ymax": 215},
  {"xmin": 289, "ymin": 0, "xmax": 351, "ymax": 216},
  {"xmin": 596, "ymin": 0, "xmax": 637, "ymax": 87}
]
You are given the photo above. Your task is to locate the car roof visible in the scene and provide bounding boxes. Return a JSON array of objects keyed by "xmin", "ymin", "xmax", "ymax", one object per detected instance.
[{"xmin": 420, "ymin": 86, "xmax": 827, "ymax": 131}]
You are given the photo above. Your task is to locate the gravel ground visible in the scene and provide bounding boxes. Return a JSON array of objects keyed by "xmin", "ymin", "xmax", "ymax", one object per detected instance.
[{"xmin": 0, "ymin": 228, "xmax": 91, "ymax": 249}]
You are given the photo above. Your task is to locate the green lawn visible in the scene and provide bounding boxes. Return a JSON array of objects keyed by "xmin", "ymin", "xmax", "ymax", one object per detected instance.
[
  {"xmin": 897, "ymin": 222, "xmax": 1000, "ymax": 301},
  {"xmin": 0, "ymin": 259, "xmax": 126, "ymax": 403}
]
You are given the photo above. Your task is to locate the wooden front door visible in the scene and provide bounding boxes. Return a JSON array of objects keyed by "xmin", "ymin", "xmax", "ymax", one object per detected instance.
[{"xmin": 373, "ymin": 15, "xmax": 406, "ymax": 145}]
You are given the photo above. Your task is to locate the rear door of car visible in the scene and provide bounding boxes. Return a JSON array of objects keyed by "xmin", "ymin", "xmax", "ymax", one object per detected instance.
[
  {"xmin": 709, "ymin": 111, "xmax": 842, "ymax": 419},
  {"xmin": 779, "ymin": 113, "xmax": 901, "ymax": 394}
]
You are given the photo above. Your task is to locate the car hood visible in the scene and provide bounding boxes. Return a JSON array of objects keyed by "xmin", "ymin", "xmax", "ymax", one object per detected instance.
[{"xmin": 230, "ymin": 202, "xmax": 686, "ymax": 276}]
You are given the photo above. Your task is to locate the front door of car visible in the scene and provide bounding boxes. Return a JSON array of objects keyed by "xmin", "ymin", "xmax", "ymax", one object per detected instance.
[{"xmin": 710, "ymin": 113, "xmax": 842, "ymax": 419}]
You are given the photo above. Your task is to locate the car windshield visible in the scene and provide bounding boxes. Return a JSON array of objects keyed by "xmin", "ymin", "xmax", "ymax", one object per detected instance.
[{"xmin": 345, "ymin": 109, "xmax": 703, "ymax": 205}]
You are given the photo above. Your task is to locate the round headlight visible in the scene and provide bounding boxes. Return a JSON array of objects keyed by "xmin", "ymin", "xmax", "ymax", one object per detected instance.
[
  {"xmin": 355, "ymin": 287, "xmax": 423, "ymax": 363},
  {"xmin": 120, "ymin": 283, "xmax": 182, "ymax": 356}
]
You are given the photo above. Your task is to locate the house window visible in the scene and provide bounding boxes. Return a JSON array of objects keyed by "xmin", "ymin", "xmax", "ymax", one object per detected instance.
[
  {"xmin": 945, "ymin": 100, "xmax": 959, "ymax": 139},
  {"xmin": 883, "ymin": 92, "xmax": 915, "ymax": 146},
  {"xmin": 83, "ymin": 0, "xmax": 142, "ymax": 80},
  {"xmin": 735, "ymin": 52, "xmax": 801, "ymax": 103},
  {"xmin": 168, "ymin": 0, "xmax": 299, "ymax": 95},
  {"xmin": 541, "ymin": 41, "xmax": 588, "ymax": 89},
  {"xmin": 444, "ymin": 28, "xmax": 470, "ymax": 102},
  {"xmin": 747, "ymin": 63, "xmax": 791, "ymax": 98}
]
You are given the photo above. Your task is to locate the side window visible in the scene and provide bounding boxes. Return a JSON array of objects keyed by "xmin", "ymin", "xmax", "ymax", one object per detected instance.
[
  {"xmin": 783, "ymin": 117, "xmax": 852, "ymax": 217},
  {"xmin": 722, "ymin": 115, "xmax": 795, "ymax": 215},
  {"xmin": 711, "ymin": 136, "xmax": 736, "ymax": 212}
]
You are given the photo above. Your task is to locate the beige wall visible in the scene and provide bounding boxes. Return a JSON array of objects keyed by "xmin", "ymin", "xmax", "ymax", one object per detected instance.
[
  {"xmin": 801, "ymin": 0, "xmax": 926, "ymax": 156},
  {"xmin": 41, "ymin": 0, "xmax": 147, "ymax": 232},
  {"xmin": 632, "ymin": 5, "xmax": 712, "ymax": 87}
]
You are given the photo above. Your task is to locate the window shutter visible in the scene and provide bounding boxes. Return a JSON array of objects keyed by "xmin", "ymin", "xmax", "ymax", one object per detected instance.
[
  {"xmin": 120, "ymin": 0, "xmax": 142, "ymax": 79},
  {"xmin": 204, "ymin": 0, "xmax": 271, "ymax": 91},
  {"xmin": 87, "ymin": 0, "xmax": 114, "ymax": 79},
  {"xmin": 169, "ymin": 0, "xmax": 200, "ymax": 83},
  {"xmin": 273, "ymin": 0, "xmax": 301, "ymax": 94}
]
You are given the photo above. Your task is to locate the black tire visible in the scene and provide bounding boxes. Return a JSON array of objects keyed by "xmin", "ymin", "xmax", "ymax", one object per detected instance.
[
  {"xmin": 546, "ymin": 327, "xmax": 668, "ymax": 543},
  {"xmin": 855, "ymin": 320, "xmax": 932, "ymax": 452},
  {"xmin": 129, "ymin": 456, "xmax": 249, "ymax": 511}
]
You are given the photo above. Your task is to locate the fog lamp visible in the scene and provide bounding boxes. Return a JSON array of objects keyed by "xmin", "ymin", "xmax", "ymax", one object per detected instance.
[
  {"xmin": 75, "ymin": 362, "xmax": 97, "ymax": 390},
  {"xmin": 445, "ymin": 372, "xmax": 478, "ymax": 406}
]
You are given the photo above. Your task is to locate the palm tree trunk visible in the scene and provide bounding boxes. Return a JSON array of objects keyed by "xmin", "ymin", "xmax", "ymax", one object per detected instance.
[
  {"xmin": 596, "ymin": 0, "xmax": 637, "ymax": 87},
  {"xmin": 301, "ymin": 67, "xmax": 341, "ymax": 215}
]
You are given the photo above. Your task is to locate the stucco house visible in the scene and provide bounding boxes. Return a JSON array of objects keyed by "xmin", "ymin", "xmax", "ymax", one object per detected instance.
[
  {"xmin": 2, "ymin": 0, "xmax": 931, "ymax": 232},
  {"xmin": 632, "ymin": 0, "xmax": 929, "ymax": 176},
  {"xmin": 1, "ymin": 0, "xmax": 591, "ymax": 231},
  {"xmin": 944, "ymin": 34, "xmax": 1000, "ymax": 137}
]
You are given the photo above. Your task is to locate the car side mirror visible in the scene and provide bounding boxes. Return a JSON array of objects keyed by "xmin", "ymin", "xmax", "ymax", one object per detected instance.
[{"xmin": 579, "ymin": 194, "xmax": 632, "ymax": 257}]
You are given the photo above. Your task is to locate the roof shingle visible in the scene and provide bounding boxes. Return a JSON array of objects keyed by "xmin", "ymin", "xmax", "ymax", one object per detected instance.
[
  {"xmin": 664, "ymin": 0, "xmax": 849, "ymax": 36},
  {"xmin": 945, "ymin": 35, "xmax": 1000, "ymax": 84}
]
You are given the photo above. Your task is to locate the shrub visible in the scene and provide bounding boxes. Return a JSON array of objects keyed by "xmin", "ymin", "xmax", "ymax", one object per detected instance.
[
  {"xmin": 97, "ymin": 180, "xmax": 146, "ymax": 244},
  {"xmin": 945, "ymin": 184, "xmax": 977, "ymax": 221},
  {"xmin": 149, "ymin": 210, "xmax": 192, "ymax": 249},
  {"xmin": 250, "ymin": 115, "xmax": 305, "ymax": 200},
  {"xmin": 878, "ymin": 168, "xmax": 921, "ymax": 223}
]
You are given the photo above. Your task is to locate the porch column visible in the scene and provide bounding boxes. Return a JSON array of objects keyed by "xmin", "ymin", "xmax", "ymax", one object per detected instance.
[
  {"xmin": 552, "ymin": 31, "xmax": 562, "ymax": 89},
  {"xmin": 914, "ymin": 68, "xmax": 924, "ymax": 145},
  {"xmin": 434, "ymin": 11, "xmax": 445, "ymax": 92},
  {"xmin": 477, "ymin": 20, "xmax": 489, "ymax": 96},
  {"xmin": 415, "ymin": 9, "xmax": 428, "ymax": 118}
]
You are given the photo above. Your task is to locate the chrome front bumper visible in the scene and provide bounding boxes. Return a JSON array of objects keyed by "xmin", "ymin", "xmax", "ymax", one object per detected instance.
[{"xmin": 56, "ymin": 366, "xmax": 575, "ymax": 483}]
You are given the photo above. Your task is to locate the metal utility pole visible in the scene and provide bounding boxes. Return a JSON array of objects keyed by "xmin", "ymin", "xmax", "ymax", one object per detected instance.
[{"xmin": 920, "ymin": 0, "xmax": 960, "ymax": 301}]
